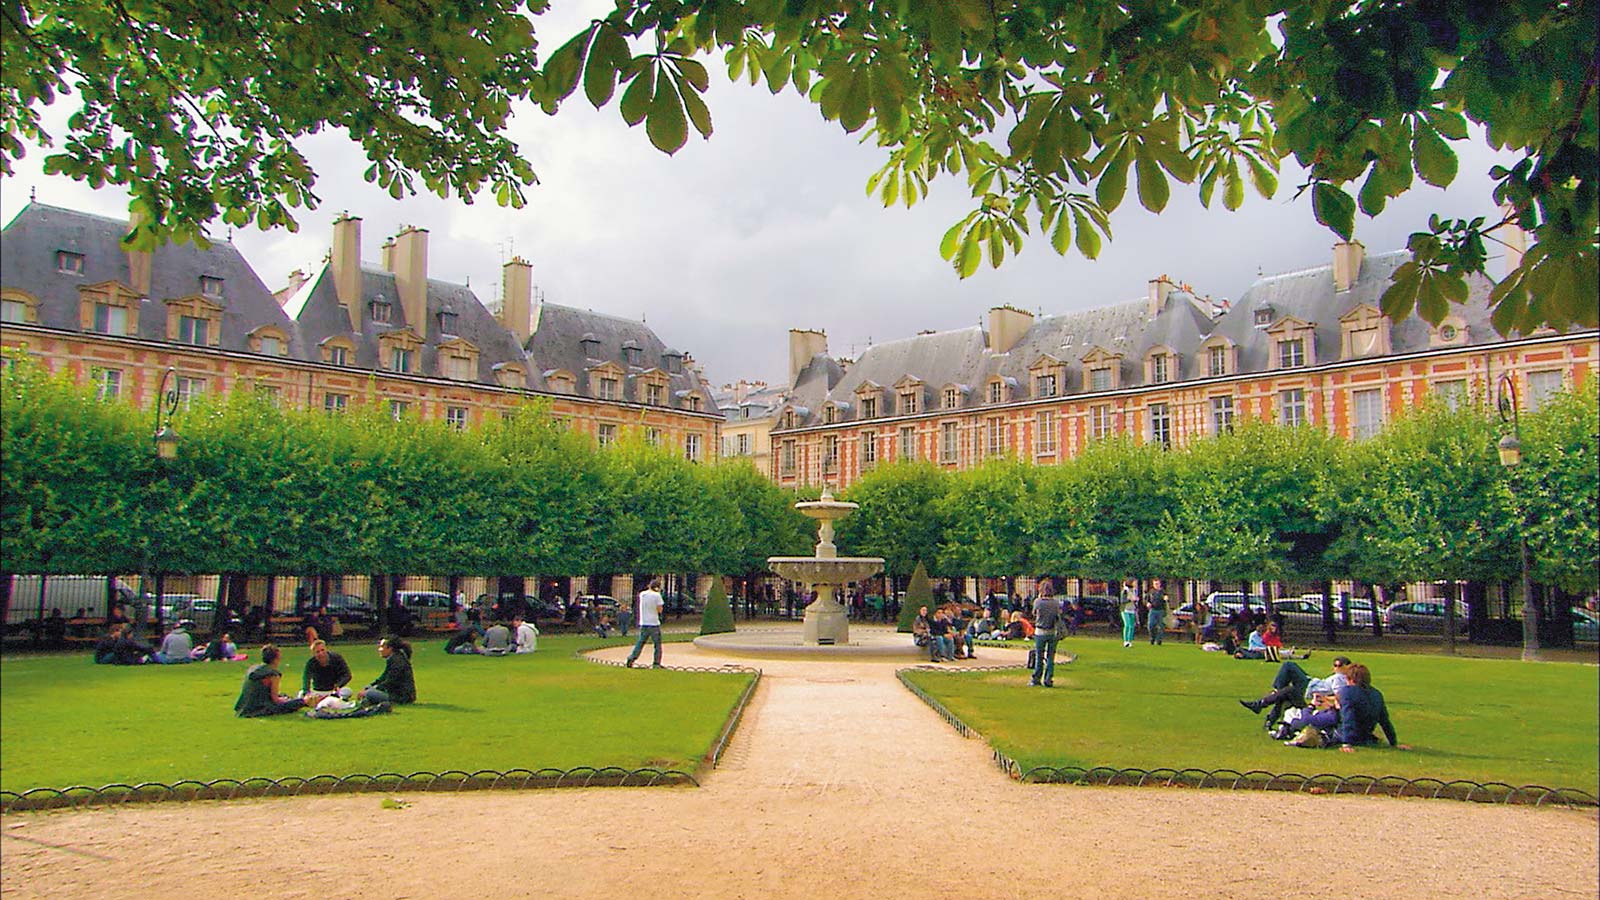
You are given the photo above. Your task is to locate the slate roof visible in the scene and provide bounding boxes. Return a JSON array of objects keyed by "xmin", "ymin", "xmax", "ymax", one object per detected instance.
[
  {"xmin": 528, "ymin": 301, "xmax": 713, "ymax": 406},
  {"xmin": 0, "ymin": 202, "xmax": 296, "ymax": 356},
  {"xmin": 715, "ymin": 383, "xmax": 787, "ymax": 421}
]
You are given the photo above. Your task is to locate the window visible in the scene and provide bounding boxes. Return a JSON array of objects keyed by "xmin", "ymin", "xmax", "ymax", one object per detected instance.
[
  {"xmin": 1149, "ymin": 403, "xmax": 1172, "ymax": 448},
  {"xmin": 664, "ymin": 353, "xmax": 683, "ymax": 374},
  {"xmin": 686, "ymin": 394, "xmax": 702, "ymax": 412},
  {"xmin": 1254, "ymin": 306, "xmax": 1275, "ymax": 327},
  {"xmin": 199, "ymin": 276, "xmax": 224, "ymax": 299},
  {"xmin": 940, "ymin": 422, "xmax": 959, "ymax": 462},
  {"xmin": 987, "ymin": 381, "xmax": 1003, "ymax": 404},
  {"xmin": 1089, "ymin": 368, "xmax": 1111, "ymax": 391},
  {"xmin": 255, "ymin": 384, "xmax": 280, "ymax": 406},
  {"xmin": 56, "ymin": 251, "xmax": 85, "ymax": 274},
  {"xmin": 1090, "ymin": 404, "xmax": 1114, "ymax": 440},
  {"xmin": 437, "ymin": 310, "xmax": 458, "ymax": 335},
  {"xmin": 1352, "ymin": 389, "xmax": 1383, "ymax": 439},
  {"xmin": 1035, "ymin": 374, "xmax": 1057, "ymax": 398},
  {"xmin": 822, "ymin": 435, "xmax": 839, "ymax": 470},
  {"xmin": 623, "ymin": 344, "xmax": 643, "ymax": 366},
  {"xmin": 824, "ymin": 406, "xmax": 838, "ymax": 425},
  {"xmin": 597, "ymin": 423, "xmax": 617, "ymax": 447},
  {"xmin": 944, "ymin": 387, "xmax": 961, "ymax": 409},
  {"xmin": 175, "ymin": 376, "xmax": 205, "ymax": 408},
  {"xmin": 177, "ymin": 315, "xmax": 209, "ymax": 346},
  {"xmin": 91, "ymin": 367, "xmax": 121, "ymax": 400},
  {"xmin": 597, "ymin": 377, "xmax": 619, "ymax": 400},
  {"xmin": 258, "ymin": 336, "xmax": 283, "ymax": 357},
  {"xmin": 782, "ymin": 410, "xmax": 797, "ymax": 429},
  {"xmin": 1035, "ymin": 410, "xmax": 1057, "ymax": 456},
  {"xmin": 323, "ymin": 391, "xmax": 347, "ymax": 414},
  {"xmin": 647, "ymin": 427, "xmax": 663, "ymax": 446},
  {"xmin": 1280, "ymin": 388, "xmax": 1306, "ymax": 427},
  {"xmin": 1527, "ymin": 370, "xmax": 1565, "ymax": 411},
  {"xmin": 1, "ymin": 298, "xmax": 26, "ymax": 323},
  {"xmin": 369, "ymin": 299, "xmax": 392, "ymax": 323},
  {"xmin": 1150, "ymin": 354, "xmax": 1170, "ymax": 384},
  {"xmin": 445, "ymin": 406, "xmax": 469, "ymax": 430},
  {"xmin": 646, "ymin": 382, "xmax": 665, "ymax": 406},
  {"xmin": 861, "ymin": 397, "xmax": 877, "ymax": 418},
  {"xmin": 446, "ymin": 356, "xmax": 473, "ymax": 380},
  {"xmin": 92, "ymin": 303, "xmax": 127, "ymax": 335},
  {"xmin": 580, "ymin": 336, "xmax": 601, "ymax": 358},
  {"xmin": 900, "ymin": 392, "xmax": 919, "ymax": 415},
  {"xmin": 1207, "ymin": 345, "xmax": 1228, "ymax": 377},
  {"xmin": 781, "ymin": 440, "xmax": 797, "ymax": 475},
  {"xmin": 899, "ymin": 426, "xmax": 916, "ymax": 460},
  {"xmin": 390, "ymin": 347, "xmax": 413, "ymax": 374},
  {"xmin": 737, "ymin": 434, "xmax": 750, "ymax": 455},
  {"xmin": 390, "ymin": 400, "xmax": 409, "ymax": 420},
  {"xmin": 327, "ymin": 345, "xmax": 349, "ymax": 366},
  {"xmin": 985, "ymin": 417, "xmax": 1006, "ymax": 457},
  {"xmin": 1278, "ymin": 338, "xmax": 1305, "ymax": 369},
  {"xmin": 861, "ymin": 433, "xmax": 878, "ymax": 467},
  {"xmin": 1211, "ymin": 395, "xmax": 1235, "ymax": 434},
  {"xmin": 1434, "ymin": 379, "xmax": 1468, "ymax": 410},
  {"xmin": 685, "ymin": 433, "xmax": 703, "ymax": 462}
]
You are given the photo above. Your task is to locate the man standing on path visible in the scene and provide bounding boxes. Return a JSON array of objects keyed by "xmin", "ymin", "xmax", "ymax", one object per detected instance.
[
  {"xmin": 1031, "ymin": 578, "xmax": 1067, "ymax": 687},
  {"xmin": 625, "ymin": 578, "xmax": 665, "ymax": 668}
]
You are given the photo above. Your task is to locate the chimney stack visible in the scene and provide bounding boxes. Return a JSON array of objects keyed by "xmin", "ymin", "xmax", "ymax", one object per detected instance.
[
  {"xmin": 500, "ymin": 255, "xmax": 534, "ymax": 346},
  {"xmin": 987, "ymin": 305, "xmax": 1035, "ymax": 354},
  {"xmin": 125, "ymin": 209, "xmax": 153, "ymax": 297},
  {"xmin": 392, "ymin": 226, "xmax": 429, "ymax": 333},
  {"xmin": 1492, "ymin": 207, "xmax": 1528, "ymax": 277},
  {"xmin": 381, "ymin": 238, "xmax": 396, "ymax": 272},
  {"xmin": 1147, "ymin": 274, "xmax": 1175, "ymax": 317},
  {"xmin": 1332, "ymin": 240, "xmax": 1365, "ymax": 293},
  {"xmin": 788, "ymin": 329, "xmax": 829, "ymax": 386},
  {"xmin": 274, "ymin": 268, "xmax": 308, "ymax": 306},
  {"xmin": 331, "ymin": 214, "xmax": 362, "ymax": 331}
]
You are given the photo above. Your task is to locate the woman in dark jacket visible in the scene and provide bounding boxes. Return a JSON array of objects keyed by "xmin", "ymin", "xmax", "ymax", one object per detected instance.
[{"xmin": 359, "ymin": 636, "xmax": 415, "ymax": 705}]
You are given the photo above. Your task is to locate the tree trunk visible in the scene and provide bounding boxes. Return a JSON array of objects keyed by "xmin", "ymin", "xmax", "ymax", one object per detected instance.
[
  {"xmin": 33, "ymin": 574, "xmax": 48, "ymax": 649},
  {"xmin": 1444, "ymin": 581, "xmax": 1458, "ymax": 654},
  {"xmin": 1321, "ymin": 578, "xmax": 1337, "ymax": 645}
]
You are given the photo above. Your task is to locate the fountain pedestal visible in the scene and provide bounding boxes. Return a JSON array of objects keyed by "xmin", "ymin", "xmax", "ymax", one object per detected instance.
[{"xmin": 767, "ymin": 488, "xmax": 884, "ymax": 647}]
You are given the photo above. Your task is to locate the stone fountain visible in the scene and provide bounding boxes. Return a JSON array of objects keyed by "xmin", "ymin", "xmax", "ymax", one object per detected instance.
[{"xmin": 767, "ymin": 488, "xmax": 884, "ymax": 645}]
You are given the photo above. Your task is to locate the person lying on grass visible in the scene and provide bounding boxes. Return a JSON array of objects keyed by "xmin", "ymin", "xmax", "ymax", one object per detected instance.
[
  {"xmin": 1239, "ymin": 657, "xmax": 1352, "ymax": 730},
  {"xmin": 234, "ymin": 645, "xmax": 306, "ymax": 717},
  {"xmin": 357, "ymin": 637, "xmax": 416, "ymax": 706},
  {"xmin": 1282, "ymin": 663, "xmax": 1412, "ymax": 752}
]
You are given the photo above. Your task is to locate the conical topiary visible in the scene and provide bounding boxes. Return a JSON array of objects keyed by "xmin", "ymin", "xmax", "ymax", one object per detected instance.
[
  {"xmin": 698, "ymin": 576, "xmax": 735, "ymax": 636},
  {"xmin": 897, "ymin": 561, "xmax": 934, "ymax": 632}
]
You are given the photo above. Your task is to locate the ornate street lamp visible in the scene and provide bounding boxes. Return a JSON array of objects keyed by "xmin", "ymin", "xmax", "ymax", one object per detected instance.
[
  {"xmin": 152, "ymin": 367, "xmax": 181, "ymax": 458},
  {"xmin": 1496, "ymin": 373, "xmax": 1539, "ymax": 661}
]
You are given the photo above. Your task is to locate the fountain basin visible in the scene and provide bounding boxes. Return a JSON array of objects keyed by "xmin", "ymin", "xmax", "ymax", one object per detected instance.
[{"xmin": 767, "ymin": 557, "xmax": 885, "ymax": 584}]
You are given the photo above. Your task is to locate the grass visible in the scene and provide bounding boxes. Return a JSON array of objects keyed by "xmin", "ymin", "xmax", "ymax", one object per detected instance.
[
  {"xmin": 907, "ymin": 640, "xmax": 1600, "ymax": 793},
  {"xmin": 0, "ymin": 634, "xmax": 751, "ymax": 793}
]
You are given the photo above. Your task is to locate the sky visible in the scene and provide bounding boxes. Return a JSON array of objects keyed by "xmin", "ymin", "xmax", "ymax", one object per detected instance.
[{"xmin": 0, "ymin": 7, "xmax": 1518, "ymax": 389}]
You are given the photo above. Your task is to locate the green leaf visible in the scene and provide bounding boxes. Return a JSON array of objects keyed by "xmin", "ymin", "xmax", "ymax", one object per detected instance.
[
  {"xmin": 1096, "ymin": 146, "xmax": 1130, "ymax": 212},
  {"xmin": 1358, "ymin": 168, "xmax": 1389, "ymax": 216},
  {"xmin": 545, "ymin": 27, "xmax": 595, "ymax": 101},
  {"xmin": 839, "ymin": 68, "xmax": 873, "ymax": 133},
  {"xmin": 1312, "ymin": 183, "xmax": 1355, "ymax": 240},
  {"xmin": 1423, "ymin": 107, "xmax": 1468, "ymax": 141},
  {"xmin": 1222, "ymin": 160, "xmax": 1244, "ymax": 211},
  {"xmin": 1049, "ymin": 208, "xmax": 1071, "ymax": 254},
  {"xmin": 680, "ymin": 76, "xmax": 713, "ymax": 138},
  {"xmin": 1072, "ymin": 209, "xmax": 1101, "ymax": 258},
  {"xmin": 1135, "ymin": 151, "xmax": 1169, "ymax": 213},
  {"xmin": 676, "ymin": 58, "xmax": 710, "ymax": 93},
  {"xmin": 1412, "ymin": 123, "xmax": 1457, "ymax": 188},
  {"xmin": 956, "ymin": 232, "xmax": 981, "ymax": 277},
  {"xmin": 583, "ymin": 46, "xmax": 619, "ymax": 108},
  {"xmin": 645, "ymin": 78, "xmax": 688, "ymax": 154},
  {"xmin": 939, "ymin": 220, "xmax": 965, "ymax": 260},
  {"xmin": 619, "ymin": 65, "xmax": 654, "ymax": 126},
  {"xmin": 1245, "ymin": 156, "xmax": 1278, "ymax": 198}
]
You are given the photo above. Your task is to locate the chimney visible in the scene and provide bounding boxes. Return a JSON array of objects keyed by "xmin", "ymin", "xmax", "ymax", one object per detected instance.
[
  {"xmin": 500, "ymin": 255, "xmax": 533, "ymax": 346},
  {"xmin": 1332, "ymin": 240, "xmax": 1365, "ymax": 293},
  {"xmin": 1147, "ymin": 274, "xmax": 1175, "ymax": 317},
  {"xmin": 125, "ymin": 209, "xmax": 152, "ymax": 297},
  {"xmin": 331, "ymin": 213, "xmax": 362, "ymax": 330},
  {"xmin": 274, "ymin": 268, "xmax": 308, "ymax": 306},
  {"xmin": 788, "ymin": 328, "xmax": 829, "ymax": 386},
  {"xmin": 987, "ymin": 305, "xmax": 1035, "ymax": 354},
  {"xmin": 392, "ymin": 226, "xmax": 429, "ymax": 333},
  {"xmin": 380, "ymin": 238, "xmax": 396, "ymax": 272},
  {"xmin": 1492, "ymin": 208, "xmax": 1528, "ymax": 277}
]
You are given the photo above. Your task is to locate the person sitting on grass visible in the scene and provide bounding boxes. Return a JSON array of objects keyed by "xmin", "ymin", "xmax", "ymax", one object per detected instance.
[
  {"xmin": 234, "ymin": 645, "xmax": 306, "ymax": 717},
  {"xmin": 513, "ymin": 615, "xmax": 538, "ymax": 654},
  {"xmin": 1284, "ymin": 663, "xmax": 1409, "ymax": 752},
  {"xmin": 358, "ymin": 637, "xmax": 415, "ymax": 706},
  {"xmin": 1232, "ymin": 623, "xmax": 1272, "ymax": 659},
  {"xmin": 93, "ymin": 624, "xmax": 124, "ymax": 664},
  {"xmin": 482, "ymin": 620, "xmax": 513, "ymax": 655},
  {"xmin": 153, "ymin": 621, "xmax": 194, "ymax": 664},
  {"xmin": 1240, "ymin": 656, "xmax": 1351, "ymax": 731},
  {"xmin": 204, "ymin": 631, "xmax": 245, "ymax": 661},
  {"xmin": 301, "ymin": 639, "xmax": 352, "ymax": 697},
  {"xmin": 111, "ymin": 625, "xmax": 156, "ymax": 665}
]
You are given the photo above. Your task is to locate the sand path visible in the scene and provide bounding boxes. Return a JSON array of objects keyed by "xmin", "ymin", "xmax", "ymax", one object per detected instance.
[{"xmin": 3, "ymin": 637, "xmax": 1595, "ymax": 899}]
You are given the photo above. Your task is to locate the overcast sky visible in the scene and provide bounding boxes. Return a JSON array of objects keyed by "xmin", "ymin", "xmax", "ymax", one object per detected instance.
[{"xmin": 1, "ymin": 6, "xmax": 1517, "ymax": 388}]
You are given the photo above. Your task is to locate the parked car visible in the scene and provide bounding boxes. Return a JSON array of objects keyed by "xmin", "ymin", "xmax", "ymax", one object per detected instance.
[
  {"xmin": 394, "ymin": 590, "xmax": 453, "ymax": 610},
  {"xmin": 152, "ymin": 594, "xmax": 206, "ymax": 628},
  {"xmin": 323, "ymin": 593, "xmax": 377, "ymax": 626},
  {"xmin": 1072, "ymin": 595, "xmax": 1119, "ymax": 624},
  {"xmin": 1383, "ymin": 600, "xmax": 1470, "ymax": 634},
  {"xmin": 1203, "ymin": 592, "xmax": 1268, "ymax": 617},
  {"xmin": 576, "ymin": 595, "xmax": 620, "ymax": 614},
  {"xmin": 1572, "ymin": 607, "xmax": 1598, "ymax": 642},
  {"xmin": 1270, "ymin": 598, "xmax": 1328, "ymax": 632}
]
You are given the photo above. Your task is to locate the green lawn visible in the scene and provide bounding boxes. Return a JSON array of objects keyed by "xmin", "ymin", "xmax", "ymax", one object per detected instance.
[
  {"xmin": 908, "ymin": 641, "xmax": 1599, "ymax": 793},
  {"xmin": 0, "ymin": 635, "xmax": 751, "ymax": 793}
]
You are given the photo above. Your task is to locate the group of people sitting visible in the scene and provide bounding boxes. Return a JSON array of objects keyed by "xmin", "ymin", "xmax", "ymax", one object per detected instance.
[
  {"xmin": 1221, "ymin": 621, "xmax": 1311, "ymax": 662},
  {"xmin": 93, "ymin": 622, "xmax": 246, "ymax": 665},
  {"xmin": 235, "ymin": 635, "xmax": 416, "ymax": 718},
  {"xmin": 441, "ymin": 610, "xmax": 538, "ymax": 655},
  {"xmin": 1236, "ymin": 656, "xmax": 1410, "ymax": 752},
  {"xmin": 910, "ymin": 605, "xmax": 978, "ymax": 662}
]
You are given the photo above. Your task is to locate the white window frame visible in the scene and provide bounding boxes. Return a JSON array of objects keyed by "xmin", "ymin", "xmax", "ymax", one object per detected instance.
[
  {"xmin": 985, "ymin": 417, "xmax": 1006, "ymax": 457},
  {"xmin": 1352, "ymin": 388, "xmax": 1383, "ymax": 439},
  {"xmin": 1211, "ymin": 395, "xmax": 1235, "ymax": 434},
  {"xmin": 899, "ymin": 426, "xmax": 916, "ymax": 460},
  {"xmin": 91, "ymin": 366, "xmax": 122, "ymax": 400},
  {"xmin": 1279, "ymin": 388, "xmax": 1306, "ymax": 427},
  {"xmin": 1090, "ymin": 404, "xmax": 1113, "ymax": 440},
  {"xmin": 940, "ymin": 422, "xmax": 958, "ymax": 463},
  {"xmin": 1149, "ymin": 402, "xmax": 1171, "ymax": 448},
  {"xmin": 1035, "ymin": 410, "xmax": 1057, "ymax": 456}
]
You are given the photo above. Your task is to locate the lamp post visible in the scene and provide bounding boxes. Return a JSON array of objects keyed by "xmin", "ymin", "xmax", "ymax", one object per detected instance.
[
  {"xmin": 1496, "ymin": 373, "xmax": 1539, "ymax": 661},
  {"xmin": 138, "ymin": 368, "xmax": 182, "ymax": 638}
]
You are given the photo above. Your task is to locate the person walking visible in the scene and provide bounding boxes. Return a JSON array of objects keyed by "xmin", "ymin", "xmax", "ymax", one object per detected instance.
[
  {"xmin": 1146, "ymin": 579, "xmax": 1168, "ymax": 645},
  {"xmin": 625, "ymin": 578, "xmax": 666, "ymax": 669},
  {"xmin": 1030, "ymin": 578, "xmax": 1072, "ymax": 687},
  {"xmin": 1119, "ymin": 579, "xmax": 1140, "ymax": 647}
]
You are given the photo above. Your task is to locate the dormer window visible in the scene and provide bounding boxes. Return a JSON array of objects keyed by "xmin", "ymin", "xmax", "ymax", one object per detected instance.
[
  {"xmin": 1267, "ymin": 316, "xmax": 1317, "ymax": 369},
  {"xmin": 369, "ymin": 297, "xmax": 392, "ymax": 323},
  {"xmin": 861, "ymin": 397, "xmax": 877, "ymax": 418},
  {"xmin": 1080, "ymin": 347, "xmax": 1124, "ymax": 392},
  {"xmin": 685, "ymin": 394, "xmax": 702, "ymax": 412},
  {"xmin": 987, "ymin": 381, "xmax": 1004, "ymax": 404},
  {"xmin": 165, "ymin": 295, "xmax": 223, "ymax": 346},
  {"xmin": 1034, "ymin": 374, "xmax": 1057, "ymax": 398},
  {"xmin": 1429, "ymin": 315, "xmax": 1469, "ymax": 348},
  {"xmin": 580, "ymin": 333, "xmax": 601, "ymax": 358},
  {"xmin": 1198, "ymin": 336, "xmax": 1237, "ymax": 378},
  {"xmin": 93, "ymin": 303, "xmax": 128, "ymax": 335},
  {"xmin": 646, "ymin": 382, "xmax": 665, "ymax": 405},
  {"xmin": 178, "ymin": 315, "xmax": 208, "ymax": 345},
  {"xmin": 56, "ymin": 251, "xmax": 85, "ymax": 274},
  {"xmin": 824, "ymin": 406, "xmax": 839, "ymax": 425},
  {"xmin": 322, "ymin": 337, "xmax": 354, "ymax": 366},
  {"xmin": 944, "ymin": 387, "xmax": 960, "ymax": 408},
  {"xmin": 597, "ymin": 376, "xmax": 619, "ymax": 400},
  {"xmin": 1208, "ymin": 345, "xmax": 1228, "ymax": 376},
  {"xmin": 199, "ymin": 276, "xmax": 225, "ymax": 299},
  {"xmin": 663, "ymin": 352, "xmax": 683, "ymax": 374},
  {"xmin": 900, "ymin": 391, "xmax": 919, "ymax": 414},
  {"xmin": 783, "ymin": 410, "xmax": 797, "ymax": 429},
  {"xmin": 390, "ymin": 347, "xmax": 413, "ymax": 374},
  {"xmin": 437, "ymin": 310, "xmax": 458, "ymax": 335},
  {"xmin": 1339, "ymin": 304, "xmax": 1392, "ymax": 358},
  {"xmin": 249, "ymin": 326, "xmax": 290, "ymax": 357},
  {"xmin": 1278, "ymin": 338, "xmax": 1305, "ymax": 368},
  {"xmin": 1088, "ymin": 367, "xmax": 1111, "ymax": 391},
  {"xmin": 1150, "ymin": 353, "xmax": 1171, "ymax": 384},
  {"xmin": 622, "ymin": 341, "xmax": 643, "ymax": 366},
  {"xmin": 1254, "ymin": 305, "xmax": 1275, "ymax": 327}
]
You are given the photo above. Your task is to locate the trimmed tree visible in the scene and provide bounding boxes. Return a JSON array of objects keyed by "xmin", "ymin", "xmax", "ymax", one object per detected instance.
[
  {"xmin": 897, "ymin": 561, "xmax": 934, "ymax": 633},
  {"xmin": 698, "ymin": 576, "xmax": 734, "ymax": 636}
]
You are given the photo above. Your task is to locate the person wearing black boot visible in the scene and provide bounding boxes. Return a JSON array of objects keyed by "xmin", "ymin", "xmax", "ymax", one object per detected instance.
[{"xmin": 1239, "ymin": 656, "xmax": 1352, "ymax": 730}]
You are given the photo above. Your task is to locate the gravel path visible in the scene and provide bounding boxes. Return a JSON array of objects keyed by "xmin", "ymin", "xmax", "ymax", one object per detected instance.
[{"xmin": 3, "ymin": 639, "xmax": 1595, "ymax": 899}]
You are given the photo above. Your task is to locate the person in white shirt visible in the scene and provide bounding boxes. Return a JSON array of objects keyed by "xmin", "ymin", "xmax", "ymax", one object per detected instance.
[
  {"xmin": 625, "ymin": 578, "xmax": 666, "ymax": 668},
  {"xmin": 513, "ymin": 615, "xmax": 538, "ymax": 654}
]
